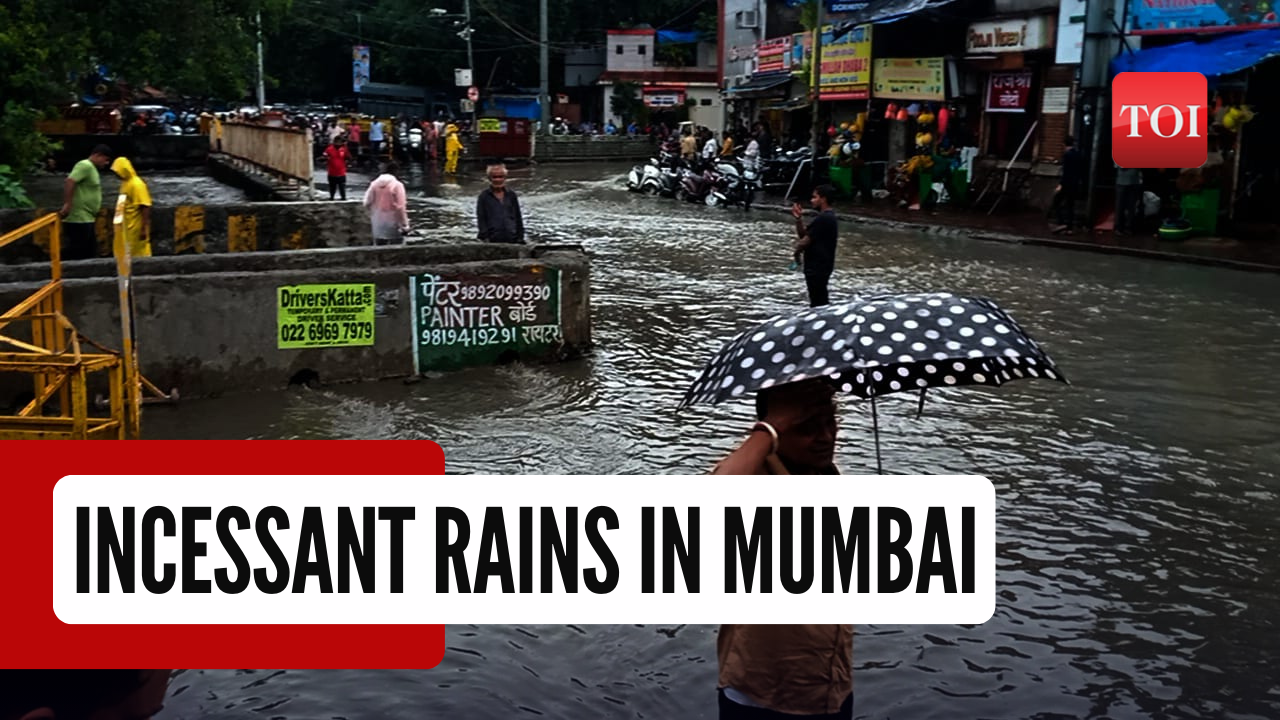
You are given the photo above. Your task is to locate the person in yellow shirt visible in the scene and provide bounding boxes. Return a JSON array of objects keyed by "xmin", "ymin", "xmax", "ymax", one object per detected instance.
[
  {"xmin": 110, "ymin": 157, "xmax": 153, "ymax": 258},
  {"xmin": 444, "ymin": 124, "xmax": 464, "ymax": 174}
]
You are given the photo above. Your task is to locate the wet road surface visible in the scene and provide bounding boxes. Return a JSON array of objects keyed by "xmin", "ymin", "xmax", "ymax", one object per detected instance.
[{"xmin": 147, "ymin": 162, "xmax": 1280, "ymax": 719}]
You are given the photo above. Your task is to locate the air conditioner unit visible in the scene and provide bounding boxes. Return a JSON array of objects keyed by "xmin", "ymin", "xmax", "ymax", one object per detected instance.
[{"xmin": 738, "ymin": 10, "xmax": 759, "ymax": 28}]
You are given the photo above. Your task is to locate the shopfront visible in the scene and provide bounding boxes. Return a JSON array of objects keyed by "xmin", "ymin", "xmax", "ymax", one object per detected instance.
[
  {"xmin": 960, "ymin": 13, "xmax": 1077, "ymax": 208},
  {"xmin": 1111, "ymin": 29, "xmax": 1280, "ymax": 234}
]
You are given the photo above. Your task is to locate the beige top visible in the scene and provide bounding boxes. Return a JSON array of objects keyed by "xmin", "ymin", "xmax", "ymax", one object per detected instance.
[{"xmin": 718, "ymin": 624, "xmax": 854, "ymax": 714}]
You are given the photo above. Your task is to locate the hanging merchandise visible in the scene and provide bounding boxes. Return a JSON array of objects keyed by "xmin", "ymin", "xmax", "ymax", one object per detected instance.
[
  {"xmin": 886, "ymin": 102, "xmax": 899, "ymax": 119},
  {"xmin": 916, "ymin": 131, "xmax": 934, "ymax": 147},
  {"xmin": 897, "ymin": 108, "xmax": 910, "ymax": 121},
  {"xmin": 907, "ymin": 103, "xmax": 921, "ymax": 116},
  {"xmin": 917, "ymin": 110, "xmax": 935, "ymax": 127},
  {"xmin": 937, "ymin": 107, "xmax": 950, "ymax": 136}
]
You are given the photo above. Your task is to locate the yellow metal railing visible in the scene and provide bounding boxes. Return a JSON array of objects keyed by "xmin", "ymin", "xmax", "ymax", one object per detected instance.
[{"xmin": 0, "ymin": 212, "xmax": 171, "ymax": 439}]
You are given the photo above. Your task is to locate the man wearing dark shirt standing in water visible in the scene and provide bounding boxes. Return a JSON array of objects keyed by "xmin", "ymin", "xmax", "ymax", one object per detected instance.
[
  {"xmin": 476, "ymin": 163, "xmax": 525, "ymax": 244},
  {"xmin": 792, "ymin": 184, "xmax": 839, "ymax": 307}
]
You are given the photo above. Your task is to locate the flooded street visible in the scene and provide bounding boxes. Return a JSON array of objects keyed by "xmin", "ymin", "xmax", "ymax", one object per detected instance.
[{"xmin": 153, "ymin": 163, "xmax": 1280, "ymax": 719}]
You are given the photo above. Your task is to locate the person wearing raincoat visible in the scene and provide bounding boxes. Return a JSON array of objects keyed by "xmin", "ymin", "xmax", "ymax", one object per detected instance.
[
  {"xmin": 110, "ymin": 156, "xmax": 153, "ymax": 258},
  {"xmin": 444, "ymin": 124, "xmax": 464, "ymax": 174},
  {"xmin": 362, "ymin": 162, "xmax": 409, "ymax": 244}
]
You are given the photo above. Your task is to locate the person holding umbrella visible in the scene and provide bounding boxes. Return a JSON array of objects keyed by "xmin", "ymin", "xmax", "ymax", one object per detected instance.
[
  {"xmin": 792, "ymin": 185, "xmax": 839, "ymax": 308},
  {"xmin": 712, "ymin": 379, "xmax": 840, "ymax": 475}
]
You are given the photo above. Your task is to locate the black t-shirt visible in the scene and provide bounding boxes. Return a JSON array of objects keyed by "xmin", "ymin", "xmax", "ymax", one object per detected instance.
[{"xmin": 803, "ymin": 210, "xmax": 838, "ymax": 277}]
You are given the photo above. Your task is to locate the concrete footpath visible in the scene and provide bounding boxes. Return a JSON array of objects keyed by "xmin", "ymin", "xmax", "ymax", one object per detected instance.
[{"xmin": 762, "ymin": 200, "xmax": 1280, "ymax": 274}]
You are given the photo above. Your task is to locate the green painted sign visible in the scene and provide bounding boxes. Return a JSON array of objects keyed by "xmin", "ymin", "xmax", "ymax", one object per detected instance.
[
  {"xmin": 410, "ymin": 267, "xmax": 562, "ymax": 372},
  {"xmin": 277, "ymin": 283, "xmax": 376, "ymax": 349}
]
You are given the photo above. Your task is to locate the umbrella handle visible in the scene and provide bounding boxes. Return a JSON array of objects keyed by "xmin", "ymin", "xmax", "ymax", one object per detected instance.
[
  {"xmin": 916, "ymin": 388, "xmax": 927, "ymax": 419},
  {"xmin": 871, "ymin": 393, "xmax": 883, "ymax": 474}
]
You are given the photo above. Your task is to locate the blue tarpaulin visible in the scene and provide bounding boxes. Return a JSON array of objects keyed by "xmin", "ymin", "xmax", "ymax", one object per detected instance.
[
  {"xmin": 1111, "ymin": 29, "xmax": 1280, "ymax": 78},
  {"xmin": 657, "ymin": 30, "xmax": 700, "ymax": 44}
]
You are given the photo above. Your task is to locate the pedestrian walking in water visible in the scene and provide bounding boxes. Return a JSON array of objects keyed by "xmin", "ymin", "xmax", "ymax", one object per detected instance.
[
  {"xmin": 1114, "ymin": 163, "xmax": 1143, "ymax": 236},
  {"xmin": 58, "ymin": 144, "xmax": 112, "ymax": 260},
  {"xmin": 109, "ymin": 156, "xmax": 153, "ymax": 258},
  {"xmin": 444, "ymin": 124, "xmax": 464, "ymax": 174},
  {"xmin": 792, "ymin": 184, "xmax": 839, "ymax": 308},
  {"xmin": 476, "ymin": 163, "xmax": 525, "ymax": 244},
  {"xmin": 362, "ymin": 162, "xmax": 409, "ymax": 245},
  {"xmin": 323, "ymin": 137, "xmax": 350, "ymax": 200},
  {"xmin": 711, "ymin": 379, "xmax": 851, "ymax": 718}
]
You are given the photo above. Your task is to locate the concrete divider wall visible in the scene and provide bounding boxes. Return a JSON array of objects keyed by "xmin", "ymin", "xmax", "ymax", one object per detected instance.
[
  {"xmin": 0, "ymin": 245, "xmax": 592, "ymax": 402},
  {"xmin": 1, "ymin": 202, "xmax": 373, "ymax": 262},
  {"xmin": 533, "ymin": 136, "xmax": 657, "ymax": 162}
]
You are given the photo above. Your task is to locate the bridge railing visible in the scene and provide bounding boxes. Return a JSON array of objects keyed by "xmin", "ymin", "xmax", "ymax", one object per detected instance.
[{"xmin": 218, "ymin": 121, "xmax": 314, "ymax": 190}]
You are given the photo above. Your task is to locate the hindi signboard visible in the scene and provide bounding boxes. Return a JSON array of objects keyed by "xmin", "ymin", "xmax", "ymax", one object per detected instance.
[
  {"xmin": 410, "ymin": 267, "xmax": 563, "ymax": 373},
  {"xmin": 277, "ymin": 284, "xmax": 376, "ymax": 349},
  {"xmin": 985, "ymin": 70, "xmax": 1034, "ymax": 113},
  {"xmin": 872, "ymin": 57, "xmax": 946, "ymax": 101}
]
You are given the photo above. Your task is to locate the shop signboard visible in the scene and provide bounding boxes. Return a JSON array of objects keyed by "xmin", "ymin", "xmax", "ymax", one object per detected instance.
[
  {"xmin": 643, "ymin": 89, "xmax": 686, "ymax": 108},
  {"xmin": 818, "ymin": 23, "xmax": 872, "ymax": 100},
  {"xmin": 1128, "ymin": 0, "xmax": 1278, "ymax": 34},
  {"xmin": 985, "ymin": 70, "xmax": 1034, "ymax": 113},
  {"xmin": 755, "ymin": 37, "xmax": 793, "ymax": 75},
  {"xmin": 872, "ymin": 58, "xmax": 946, "ymax": 101},
  {"xmin": 410, "ymin": 267, "xmax": 563, "ymax": 373},
  {"xmin": 965, "ymin": 16, "xmax": 1053, "ymax": 54}
]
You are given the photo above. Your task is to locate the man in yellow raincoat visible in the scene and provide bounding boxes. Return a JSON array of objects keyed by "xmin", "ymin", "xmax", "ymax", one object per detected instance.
[
  {"xmin": 444, "ymin": 124, "xmax": 464, "ymax": 174},
  {"xmin": 110, "ymin": 157, "xmax": 153, "ymax": 258}
]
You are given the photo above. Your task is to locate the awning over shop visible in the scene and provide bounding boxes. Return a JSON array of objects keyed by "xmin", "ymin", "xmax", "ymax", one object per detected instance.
[
  {"xmin": 1110, "ymin": 28, "xmax": 1280, "ymax": 78},
  {"xmin": 724, "ymin": 74, "xmax": 794, "ymax": 97},
  {"xmin": 759, "ymin": 98, "xmax": 811, "ymax": 111},
  {"xmin": 830, "ymin": 0, "xmax": 959, "ymax": 31}
]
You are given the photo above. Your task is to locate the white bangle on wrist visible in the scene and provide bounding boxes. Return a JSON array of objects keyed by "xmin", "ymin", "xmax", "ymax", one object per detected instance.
[{"xmin": 751, "ymin": 421, "xmax": 780, "ymax": 456}]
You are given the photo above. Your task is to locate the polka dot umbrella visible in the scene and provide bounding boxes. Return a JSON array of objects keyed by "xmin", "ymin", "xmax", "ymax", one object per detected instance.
[{"xmin": 678, "ymin": 292, "xmax": 1068, "ymax": 471}]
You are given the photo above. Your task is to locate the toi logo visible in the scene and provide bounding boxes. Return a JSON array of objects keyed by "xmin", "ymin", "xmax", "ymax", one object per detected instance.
[{"xmin": 1112, "ymin": 72, "xmax": 1207, "ymax": 169}]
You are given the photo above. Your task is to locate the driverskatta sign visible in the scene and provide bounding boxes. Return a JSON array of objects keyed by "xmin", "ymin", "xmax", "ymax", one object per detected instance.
[{"xmin": 1112, "ymin": 72, "xmax": 1208, "ymax": 169}]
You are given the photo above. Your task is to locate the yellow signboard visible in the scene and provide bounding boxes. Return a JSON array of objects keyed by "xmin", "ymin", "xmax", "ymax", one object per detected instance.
[
  {"xmin": 819, "ymin": 24, "xmax": 872, "ymax": 100},
  {"xmin": 872, "ymin": 58, "xmax": 947, "ymax": 101},
  {"xmin": 478, "ymin": 118, "xmax": 502, "ymax": 133}
]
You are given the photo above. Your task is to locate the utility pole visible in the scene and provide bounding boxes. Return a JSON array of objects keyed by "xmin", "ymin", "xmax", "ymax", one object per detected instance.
[
  {"xmin": 256, "ymin": 11, "xmax": 266, "ymax": 111},
  {"xmin": 1080, "ymin": 0, "xmax": 1119, "ymax": 230},
  {"xmin": 540, "ymin": 0, "xmax": 550, "ymax": 135},
  {"xmin": 464, "ymin": 0, "xmax": 477, "ymax": 136},
  {"xmin": 809, "ymin": 1, "xmax": 826, "ymax": 158}
]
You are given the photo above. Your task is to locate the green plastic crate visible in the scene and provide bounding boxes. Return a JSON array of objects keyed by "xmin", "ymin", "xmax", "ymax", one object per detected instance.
[
  {"xmin": 829, "ymin": 165, "xmax": 854, "ymax": 197},
  {"xmin": 1180, "ymin": 189, "xmax": 1219, "ymax": 235}
]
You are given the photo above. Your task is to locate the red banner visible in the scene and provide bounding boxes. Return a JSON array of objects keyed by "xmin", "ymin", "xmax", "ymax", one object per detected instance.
[
  {"xmin": 986, "ymin": 70, "xmax": 1034, "ymax": 113},
  {"xmin": 1, "ymin": 440, "xmax": 446, "ymax": 669}
]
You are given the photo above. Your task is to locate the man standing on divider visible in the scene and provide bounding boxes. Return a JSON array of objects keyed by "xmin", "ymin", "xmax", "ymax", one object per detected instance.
[
  {"xmin": 792, "ymin": 184, "xmax": 839, "ymax": 308},
  {"xmin": 324, "ymin": 136, "xmax": 350, "ymax": 200},
  {"xmin": 476, "ymin": 163, "xmax": 525, "ymax": 244}
]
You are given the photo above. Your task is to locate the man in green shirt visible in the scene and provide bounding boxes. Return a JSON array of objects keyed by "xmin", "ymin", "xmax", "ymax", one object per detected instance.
[{"xmin": 58, "ymin": 144, "xmax": 113, "ymax": 260}]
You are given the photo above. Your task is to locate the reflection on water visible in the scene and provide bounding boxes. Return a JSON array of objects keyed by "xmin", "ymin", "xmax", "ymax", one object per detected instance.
[{"xmin": 157, "ymin": 163, "xmax": 1280, "ymax": 719}]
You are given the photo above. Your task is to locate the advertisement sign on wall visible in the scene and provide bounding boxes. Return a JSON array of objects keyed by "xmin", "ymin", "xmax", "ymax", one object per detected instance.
[
  {"xmin": 872, "ymin": 57, "xmax": 946, "ymax": 100},
  {"xmin": 819, "ymin": 23, "xmax": 872, "ymax": 100},
  {"xmin": 985, "ymin": 70, "xmax": 1035, "ymax": 113},
  {"xmin": 755, "ymin": 37, "xmax": 793, "ymax": 75},
  {"xmin": 1056, "ymin": 0, "xmax": 1087, "ymax": 64},
  {"xmin": 1128, "ymin": 0, "xmax": 1278, "ymax": 34}
]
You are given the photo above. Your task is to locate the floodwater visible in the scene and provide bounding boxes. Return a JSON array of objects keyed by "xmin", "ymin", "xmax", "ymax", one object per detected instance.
[{"xmin": 149, "ymin": 163, "xmax": 1280, "ymax": 719}]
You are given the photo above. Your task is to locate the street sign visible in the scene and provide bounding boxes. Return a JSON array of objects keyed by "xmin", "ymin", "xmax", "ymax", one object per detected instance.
[
  {"xmin": 460, "ymin": 99, "xmax": 474, "ymax": 113},
  {"xmin": 455, "ymin": 68, "xmax": 472, "ymax": 87},
  {"xmin": 467, "ymin": 86, "xmax": 480, "ymax": 102}
]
